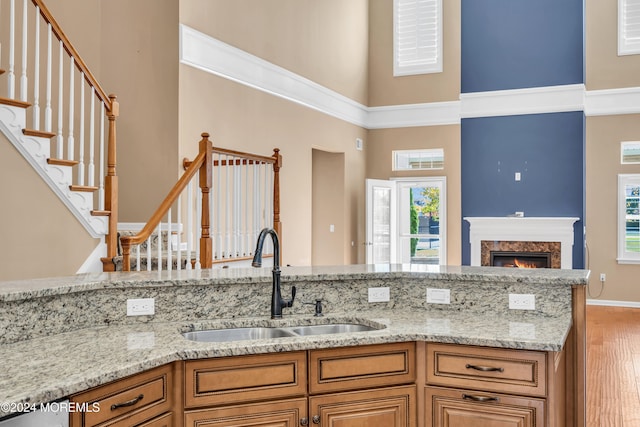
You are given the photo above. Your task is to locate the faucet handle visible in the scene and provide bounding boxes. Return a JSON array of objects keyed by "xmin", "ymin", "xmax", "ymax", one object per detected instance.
[{"xmin": 284, "ymin": 285, "xmax": 296, "ymax": 308}]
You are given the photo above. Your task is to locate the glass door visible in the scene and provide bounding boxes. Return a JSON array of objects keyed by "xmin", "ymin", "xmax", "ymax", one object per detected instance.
[{"xmin": 365, "ymin": 179, "xmax": 396, "ymax": 264}]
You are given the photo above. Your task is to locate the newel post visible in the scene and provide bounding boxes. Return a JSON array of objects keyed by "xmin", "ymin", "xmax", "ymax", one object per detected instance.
[
  {"xmin": 272, "ymin": 148, "xmax": 282, "ymax": 264},
  {"xmin": 102, "ymin": 94, "xmax": 119, "ymax": 271},
  {"xmin": 199, "ymin": 133, "xmax": 213, "ymax": 269}
]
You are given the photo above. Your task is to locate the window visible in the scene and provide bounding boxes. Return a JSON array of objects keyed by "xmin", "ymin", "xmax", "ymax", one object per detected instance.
[
  {"xmin": 621, "ymin": 141, "xmax": 640, "ymax": 164},
  {"xmin": 394, "ymin": 0, "xmax": 443, "ymax": 76},
  {"xmin": 618, "ymin": 174, "xmax": 640, "ymax": 263},
  {"xmin": 395, "ymin": 178, "xmax": 446, "ymax": 265},
  {"xmin": 393, "ymin": 149, "xmax": 444, "ymax": 171},
  {"xmin": 619, "ymin": 0, "xmax": 640, "ymax": 55}
]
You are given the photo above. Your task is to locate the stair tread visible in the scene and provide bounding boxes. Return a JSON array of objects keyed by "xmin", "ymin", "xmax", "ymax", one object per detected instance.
[
  {"xmin": 91, "ymin": 210, "xmax": 111, "ymax": 216},
  {"xmin": 48, "ymin": 158, "xmax": 79, "ymax": 167},
  {"xmin": 0, "ymin": 96, "xmax": 31, "ymax": 109},
  {"xmin": 23, "ymin": 128, "xmax": 56, "ymax": 139},
  {"xmin": 0, "ymin": 69, "xmax": 5, "ymax": 75},
  {"xmin": 69, "ymin": 184, "xmax": 98, "ymax": 192}
]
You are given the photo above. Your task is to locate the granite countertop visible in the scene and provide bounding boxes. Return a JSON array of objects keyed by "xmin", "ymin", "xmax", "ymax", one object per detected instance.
[{"xmin": 0, "ymin": 264, "xmax": 588, "ymax": 419}]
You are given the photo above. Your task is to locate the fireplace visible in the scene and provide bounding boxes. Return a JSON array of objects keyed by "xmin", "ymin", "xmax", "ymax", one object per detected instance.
[
  {"xmin": 490, "ymin": 251, "xmax": 552, "ymax": 269},
  {"xmin": 464, "ymin": 217, "xmax": 579, "ymax": 269}
]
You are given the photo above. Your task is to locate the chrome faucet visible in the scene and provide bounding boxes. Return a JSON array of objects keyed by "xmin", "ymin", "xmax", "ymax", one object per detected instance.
[{"xmin": 252, "ymin": 228, "xmax": 296, "ymax": 319}]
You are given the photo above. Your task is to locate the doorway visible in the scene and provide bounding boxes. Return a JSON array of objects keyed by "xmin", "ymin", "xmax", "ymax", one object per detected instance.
[{"xmin": 312, "ymin": 149, "xmax": 345, "ymax": 265}]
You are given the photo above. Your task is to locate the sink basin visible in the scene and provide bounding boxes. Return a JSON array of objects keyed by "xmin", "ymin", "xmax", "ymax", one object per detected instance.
[
  {"xmin": 182, "ymin": 322, "xmax": 385, "ymax": 342},
  {"xmin": 289, "ymin": 323, "xmax": 380, "ymax": 336},
  {"xmin": 182, "ymin": 327, "xmax": 296, "ymax": 343}
]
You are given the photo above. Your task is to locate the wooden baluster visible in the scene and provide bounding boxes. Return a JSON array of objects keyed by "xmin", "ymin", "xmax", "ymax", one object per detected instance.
[
  {"xmin": 186, "ymin": 180, "xmax": 193, "ymax": 270},
  {"xmin": 32, "ymin": 6, "xmax": 40, "ymax": 129},
  {"xmin": 8, "ymin": 0, "xmax": 15, "ymax": 99},
  {"xmin": 67, "ymin": 57, "xmax": 75, "ymax": 163},
  {"xmin": 20, "ymin": 0, "xmax": 27, "ymax": 102},
  {"xmin": 103, "ymin": 95, "xmax": 118, "ymax": 261},
  {"xmin": 98, "ymin": 102, "xmax": 105, "ymax": 210},
  {"xmin": 199, "ymin": 133, "xmax": 213, "ymax": 269},
  {"xmin": 88, "ymin": 90, "xmax": 96, "ymax": 187},
  {"xmin": 272, "ymin": 148, "xmax": 282, "ymax": 263},
  {"xmin": 44, "ymin": 23, "xmax": 51, "ymax": 132},
  {"xmin": 56, "ymin": 39, "xmax": 63, "ymax": 158}
]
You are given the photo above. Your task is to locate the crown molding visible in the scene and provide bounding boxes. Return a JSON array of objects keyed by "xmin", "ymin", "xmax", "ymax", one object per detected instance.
[
  {"xmin": 460, "ymin": 84, "xmax": 586, "ymax": 118},
  {"xmin": 180, "ymin": 25, "xmax": 640, "ymax": 129},
  {"xmin": 180, "ymin": 24, "xmax": 369, "ymax": 128},
  {"xmin": 584, "ymin": 86, "xmax": 640, "ymax": 116}
]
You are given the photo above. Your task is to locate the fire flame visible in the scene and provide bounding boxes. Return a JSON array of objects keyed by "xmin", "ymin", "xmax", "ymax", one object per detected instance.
[{"xmin": 513, "ymin": 258, "xmax": 538, "ymax": 269}]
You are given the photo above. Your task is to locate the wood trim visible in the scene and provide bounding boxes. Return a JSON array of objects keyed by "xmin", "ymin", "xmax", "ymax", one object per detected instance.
[
  {"xmin": 0, "ymin": 96, "xmax": 31, "ymax": 109},
  {"xmin": 70, "ymin": 185, "xmax": 98, "ymax": 192},
  {"xmin": 23, "ymin": 128, "xmax": 55, "ymax": 138},
  {"xmin": 91, "ymin": 210, "xmax": 111, "ymax": 217},
  {"xmin": 48, "ymin": 158, "xmax": 79, "ymax": 167}
]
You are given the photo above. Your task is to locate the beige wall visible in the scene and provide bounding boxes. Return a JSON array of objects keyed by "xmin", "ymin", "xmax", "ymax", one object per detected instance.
[
  {"xmin": 586, "ymin": 0, "xmax": 640, "ymax": 90},
  {"xmin": 586, "ymin": 114, "xmax": 640, "ymax": 302},
  {"xmin": 367, "ymin": 125, "xmax": 462, "ymax": 265},
  {"xmin": 178, "ymin": 67, "xmax": 367, "ymax": 266},
  {"xmin": 0, "ymin": 134, "xmax": 98, "ymax": 280},
  {"xmin": 368, "ymin": 0, "xmax": 461, "ymax": 106},
  {"xmin": 99, "ymin": 0, "xmax": 180, "ymax": 222},
  {"xmin": 180, "ymin": 0, "xmax": 369, "ymax": 105}
]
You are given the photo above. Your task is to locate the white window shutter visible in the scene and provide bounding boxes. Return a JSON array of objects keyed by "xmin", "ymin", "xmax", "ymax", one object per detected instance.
[
  {"xmin": 619, "ymin": 0, "xmax": 640, "ymax": 55},
  {"xmin": 394, "ymin": 0, "xmax": 442, "ymax": 76}
]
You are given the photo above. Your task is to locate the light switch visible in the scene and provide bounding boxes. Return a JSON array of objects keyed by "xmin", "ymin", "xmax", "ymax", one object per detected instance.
[{"xmin": 515, "ymin": 172, "xmax": 521, "ymax": 181}]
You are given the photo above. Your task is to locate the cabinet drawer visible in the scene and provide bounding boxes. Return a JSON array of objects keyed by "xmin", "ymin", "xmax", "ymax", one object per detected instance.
[
  {"xmin": 427, "ymin": 343, "xmax": 547, "ymax": 397},
  {"xmin": 70, "ymin": 364, "xmax": 173, "ymax": 427},
  {"xmin": 184, "ymin": 352, "xmax": 307, "ymax": 408},
  {"xmin": 309, "ymin": 342, "xmax": 416, "ymax": 394},
  {"xmin": 184, "ymin": 398, "xmax": 307, "ymax": 427},
  {"xmin": 426, "ymin": 386, "xmax": 545, "ymax": 427},
  {"xmin": 135, "ymin": 412, "xmax": 172, "ymax": 427}
]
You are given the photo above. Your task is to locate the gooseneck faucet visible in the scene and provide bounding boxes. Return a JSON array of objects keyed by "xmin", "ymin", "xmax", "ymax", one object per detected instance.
[{"xmin": 252, "ymin": 228, "xmax": 296, "ymax": 319}]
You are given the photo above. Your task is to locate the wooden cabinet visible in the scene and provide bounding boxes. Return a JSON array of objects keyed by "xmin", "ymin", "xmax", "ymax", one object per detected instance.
[
  {"xmin": 70, "ymin": 364, "xmax": 178, "ymax": 427},
  {"xmin": 424, "ymin": 343, "xmax": 565, "ymax": 427},
  {"xmin": 310, "ymin": 385, "xmax": 416, "ymax": 427},
  {"xmin": 183, "ymin": 343, "xmax": 417, "ymax": 427},
  {"xmin": 425, "ymin": 387, "xmax": 544, "ymax": 427}
]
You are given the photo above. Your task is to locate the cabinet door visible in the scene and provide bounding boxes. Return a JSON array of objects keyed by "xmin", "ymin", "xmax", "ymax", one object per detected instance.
[
  {"xmin": 309, "ymin": 385, "xmax": 416, "ymax": 427},
  {"xmin": 184, "ymin": 398, "xmax": 307, "ymax": 427},
  {"xmin": 426, "ymin": 386, "xmax": 544, "ymax": 427},
  {"xmin": 135, "ymin": 413, "xmax": 172, "ymax": 427}
]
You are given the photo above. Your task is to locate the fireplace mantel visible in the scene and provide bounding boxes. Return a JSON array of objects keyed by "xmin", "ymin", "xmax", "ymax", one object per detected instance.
[{"xmin": 464, "ymin": 217, "xmax": 580, "ymax": 269}]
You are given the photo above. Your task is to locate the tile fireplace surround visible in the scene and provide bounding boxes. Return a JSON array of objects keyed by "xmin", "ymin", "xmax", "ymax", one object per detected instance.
[{"xmin": 465, "ymin": 217, "xmax": 580, "ymax": 269}]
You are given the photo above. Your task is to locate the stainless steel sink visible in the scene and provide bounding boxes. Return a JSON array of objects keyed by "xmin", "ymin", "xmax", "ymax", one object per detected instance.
[
  {"xmin": 288, "ymin": 323, "xmax": 380, "ymax": 336},
  {"xmin": 182, "ymin": 322, "xmax": 384, "ymax": 343},
  {"xmin": 182, "ymin": 327, "xmax": 296, "ymax": 343}
]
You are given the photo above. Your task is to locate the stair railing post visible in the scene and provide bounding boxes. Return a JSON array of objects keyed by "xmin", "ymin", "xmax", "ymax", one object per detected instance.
[
  {"xmin": 103, "ymin": 94, "xmax": 119, "ymax": 270},
  {"xmin": 272, "ymin": 148, "xmax": 282, "ymax": 264},
  {"xmin": 199, "ymin": 133, "xmax": 213, "ymax": 269}
]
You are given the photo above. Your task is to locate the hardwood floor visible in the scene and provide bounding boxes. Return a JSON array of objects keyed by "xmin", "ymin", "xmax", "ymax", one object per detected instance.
[{"xmin": 587, "ymin": 305, "xmax": 640, "ymax": 426}]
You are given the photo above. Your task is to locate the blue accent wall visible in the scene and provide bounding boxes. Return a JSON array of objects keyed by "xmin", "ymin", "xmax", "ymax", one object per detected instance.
[
  {"xmin": 461, "ymin": 112, "xmax": 585, "ymax": 268},
  {"xmin": 461, "ymin": 0, "xmax": 584, "ymax": 93}
]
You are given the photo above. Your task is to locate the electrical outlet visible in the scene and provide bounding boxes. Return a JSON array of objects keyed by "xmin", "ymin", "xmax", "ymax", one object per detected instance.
[
  {"xmin": 127, "ymin": 298, "xmax": 155, "ymax": 316},
  {"xmin": 368, "ymin": 287, "xmax": 390, "ymax": 302},
  {"xmin": 509, "ymin": 294, "xmax": 535, "ymax": 310},
  {"xmin": 426, "ymin": 288, "xmax": 451, "ymax": 304},
  {"xmin": 600, "ymin": 273, "xmax": 606, "ymax": 282}
]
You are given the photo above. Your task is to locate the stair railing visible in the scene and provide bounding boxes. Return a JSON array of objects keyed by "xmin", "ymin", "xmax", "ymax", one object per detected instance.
[
  {"xmin": 1, "ymin": 0, "xmax": 119, "ymax": 265},
  {"xmin": 119, "ymin": 133, "xmax": 282, "ymax": 272}
]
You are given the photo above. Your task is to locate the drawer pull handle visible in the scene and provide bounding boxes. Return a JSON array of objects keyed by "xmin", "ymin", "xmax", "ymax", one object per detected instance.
[
  {"xmin": 312, "ymin": 415, "xmax": 321, "ymax": 424},
  {"xmin": 465, "ymin": 363, "xmax": 504, "ymax": 372},
  {"xmin": 462, "ymin": 394, "xmax": 500, "ymax": 403},
  {"xmin": 300, "ymin": 417, "xmax": 309, "ymax": 426},
  {"xmin": 110, "ymin": 394, "xmax": 144, "ymax": 410}
]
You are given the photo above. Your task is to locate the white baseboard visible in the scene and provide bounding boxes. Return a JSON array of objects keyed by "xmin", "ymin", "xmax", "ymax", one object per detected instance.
[{"xmin": 587, "ymin": 299, "xmax": 640, "ymax": 308}]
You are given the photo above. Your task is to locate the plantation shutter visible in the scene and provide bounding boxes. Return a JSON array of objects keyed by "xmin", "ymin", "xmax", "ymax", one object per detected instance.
[
  {"xmin": 394, "ymin": 0, "xmax": 442, "ymax": 76},
  {"xmin": 619, "ymin": 0, "xmax": 640, "ymax": 55}
]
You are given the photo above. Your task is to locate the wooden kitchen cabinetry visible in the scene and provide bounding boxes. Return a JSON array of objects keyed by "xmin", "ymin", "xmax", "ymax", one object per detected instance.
[
  {"xmin": 69, "ymin": 364, "xmax": 179, "ymax": 427},
  {"xmin": 183, "ymin": 342, "xmax": 417, "ymax": 427},
  {"xmin": 425, "ymin": 343, "xmax": 565, "ymax": 427}
]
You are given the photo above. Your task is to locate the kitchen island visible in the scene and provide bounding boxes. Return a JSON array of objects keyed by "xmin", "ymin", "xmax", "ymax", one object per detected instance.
[{"xmin": 0, "ymin": 264, "xmax": 588, "ymax": 426}]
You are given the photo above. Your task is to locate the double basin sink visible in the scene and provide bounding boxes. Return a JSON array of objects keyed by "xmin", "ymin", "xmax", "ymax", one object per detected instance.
[{"xmin": 183, "ymin": 322, "xmax": 383, "ymax": 343}]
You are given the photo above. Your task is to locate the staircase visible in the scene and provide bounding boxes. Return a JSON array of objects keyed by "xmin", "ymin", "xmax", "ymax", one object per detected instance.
[
  {"xmin": 1, "ymin": 0, "xmax": 281, "ymax": 275},
  {"xmin": 0, "ymin": 0, "xmax": 119, "ymax": 272}
]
